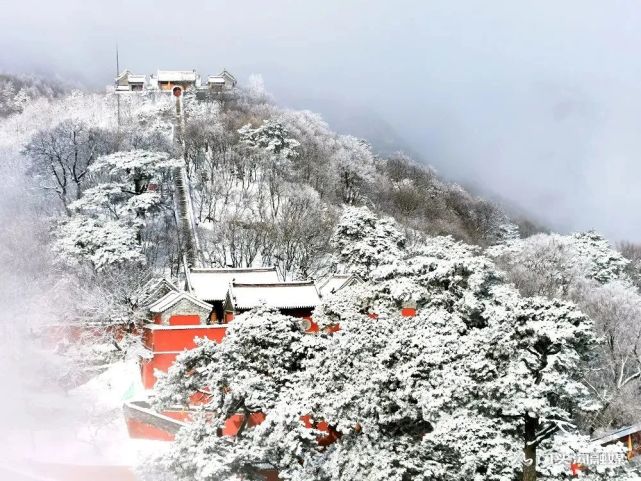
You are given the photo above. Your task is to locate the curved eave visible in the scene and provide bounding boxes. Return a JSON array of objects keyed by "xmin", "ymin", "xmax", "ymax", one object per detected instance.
[{"xmin": 235, "ymin": 304, "xmax": 318, "ymax": 310}]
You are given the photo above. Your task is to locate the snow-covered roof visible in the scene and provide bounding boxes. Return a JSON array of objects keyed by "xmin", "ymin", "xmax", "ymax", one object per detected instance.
[
  {"xmin": 207, "ymin": 76, "xmax": 226, "ymax": 84},
  {"xmin": 143, "ymin": 323, "xmax": 227, "ymax": 332},
  {"xmin": 139, "ymin": 277, "xmax": 180, "ymax": 307},
  {"xmin": 148, "ymin": 291, "xmax": 212, "ymax": 314},
  {"xmin": 124, "ymin": 400, "xmax": 185, "ymax": 436},
  {"xmin": 115, "ymin": 69, "xmax": 132, "ymax": 81},
  {"xmin": 128, "ymin": 75, "xmax": 146, "ymax": 83},
  {"xmin": 229, "ymin": 281, "xmax": 321, "ymax": 310},
  {"xmin": 188, "ymin": 267, "xmax": 280, "ymax": 301},
  {"xmin": 157, "ymin": 70, "xmax": 197, "ymax": 82},
  {"xmin": 318, "ymin": 273, "xmax": 364, "ymax": 297},
  {"xmin": 592, "ymin": 422, "xmax": 641, "ymax": 446},
  {"xmin": 115, "ymin": 70, "xmax": 145, "ymax": 83},
  {"xmin": 218, "ymin": 69, "xmax": 237, "ymax": 82}
]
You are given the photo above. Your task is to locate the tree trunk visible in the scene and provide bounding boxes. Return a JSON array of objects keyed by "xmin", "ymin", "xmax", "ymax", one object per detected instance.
[
  {"xmin": 523, "ymin": 415, "xmax": 539, "ymax": 481},
  {"xmin": 59, "ymin": 188, "xmax": 71, "ymax": 216}
]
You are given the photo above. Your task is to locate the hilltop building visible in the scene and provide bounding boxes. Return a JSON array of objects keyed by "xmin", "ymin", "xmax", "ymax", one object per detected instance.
[
  {"xmin": 115, "ymin": 70, "xmax": 146, "ymax": 92},
  {"xmin": 114, "ymin": 68, "xmax": 237, "ymax": 95},
  {"xmin": 154, "ymin": 70, "xmax": 198, "ymax": 92},
  {"xmin": 206, "ymin": 70, "xmax": 237, "ymax": 92}
]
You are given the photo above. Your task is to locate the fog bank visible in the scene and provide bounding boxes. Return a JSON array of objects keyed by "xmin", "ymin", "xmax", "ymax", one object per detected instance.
[{"xmin": 2, "ymin": 0, "xmax": 641, "ymax": 240}]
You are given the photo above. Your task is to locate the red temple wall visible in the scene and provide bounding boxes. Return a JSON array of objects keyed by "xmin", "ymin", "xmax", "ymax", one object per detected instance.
[
  {"xmin": 143, "ymin": 325, "xmax": 227, "ymax": 352},
  {"xmin": 169, "ymin": 314, "xmax": 202, "ymax": 326}
]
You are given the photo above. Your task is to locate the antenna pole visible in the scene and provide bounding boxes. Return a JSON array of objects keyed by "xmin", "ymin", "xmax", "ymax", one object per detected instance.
[{"xmin": 116, "ymin": 44, "xmax": 121, "ymax": 128}]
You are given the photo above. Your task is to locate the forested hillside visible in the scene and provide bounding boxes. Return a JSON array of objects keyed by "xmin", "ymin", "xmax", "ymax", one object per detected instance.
[
  {"xmin": 0, "ymin": 73, "xmax": 67, "ymax": 117},
  {"xmin": 5, "ymin": 81, "xmax": 522, "ymax": 323},
  {"xmin": 3, "ymin": 77, "xmax": 641, "ymax": 480}
]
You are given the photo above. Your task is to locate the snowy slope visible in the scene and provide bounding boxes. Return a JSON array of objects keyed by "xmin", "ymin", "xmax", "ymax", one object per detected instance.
[{"xmin": 0, "ymin": 361, "xmax": 167, "ymax": 476}]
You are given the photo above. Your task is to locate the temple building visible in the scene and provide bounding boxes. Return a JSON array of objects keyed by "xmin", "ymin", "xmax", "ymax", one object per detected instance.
[
  {"xmin": 154, "ymin": 70, "xmax": 199, "ymax": 93},
  {"xmin": 114, "ymin": 68, "xmax": 237, "ymax": 94},
  {"xmin": 206, "ymin": 70, "xmax": 237, "ymax": 91},
  {"xmin": 186, "ymin": 267, "xmax": 280, "ymax": 322},
  {"xmin": 224, "ymin": 280, "xmax": 322, "ymax": 328},
  {"xmin": 115, "ymin": 69, "xmax": 147, "ymax": 92}
]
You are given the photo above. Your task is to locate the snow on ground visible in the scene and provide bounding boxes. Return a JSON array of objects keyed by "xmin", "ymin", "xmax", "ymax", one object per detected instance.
[{"xmin": 0, "ymin": 360, "xmax": 167, "ymax": 479}]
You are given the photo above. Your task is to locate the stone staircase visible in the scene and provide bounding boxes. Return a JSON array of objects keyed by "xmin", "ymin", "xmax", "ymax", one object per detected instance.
[{"xmin": 172, "ymin": 95, "xmax": 202, "ymax": 268}]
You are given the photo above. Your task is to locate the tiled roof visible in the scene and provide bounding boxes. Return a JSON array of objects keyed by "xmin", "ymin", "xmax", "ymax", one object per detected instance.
[
  {"xmin": 157, "ymin": 70, "xmax": 197, "ymax": 82},
  {"xmin": 229, "ymin": 281, "xmax": 321, "ymax": 310},
  {"xmin": 218, "ymin": 69, "xmax": 237, "ymax": 82},
  {"xmin": 139, "ymin": 278, "xmax": 180, "ymax": 307},
  {"xmin": 188, "ymin": 267, "xmax": 280, "ymax": 301},
  {"xmin": 318, "ymin": 273, "xmax": 364, "ymax": 297},
  {"xmin": 127, "ymin": 75, "xmax": 146, "ymax": 83},
  {"xmin": 148, "ymin": 291, "xmax": 212, "ymax": 314},
  {"xmin": 592, "ymin": 421, "xmax": 641, "ymax": 446}
]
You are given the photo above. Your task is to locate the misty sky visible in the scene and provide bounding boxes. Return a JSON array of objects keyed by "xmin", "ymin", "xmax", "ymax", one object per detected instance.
[{"xmin": 2, "ymin": 0, "xmax": 641, "ymax": 241}]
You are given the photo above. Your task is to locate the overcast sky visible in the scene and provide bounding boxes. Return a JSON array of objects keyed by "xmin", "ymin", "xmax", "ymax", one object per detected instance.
[{"xmin": 2, "ymin": 0, "xmax": 641, "ymax": 241}]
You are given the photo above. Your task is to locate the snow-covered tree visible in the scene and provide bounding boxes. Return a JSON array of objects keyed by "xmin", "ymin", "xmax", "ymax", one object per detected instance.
[
  {"xmin": 54, "ymin": 150, "xmax": 180, "ymax": 269},
  {"xmin": 0, "ymin": 73, "xmax": 66, "ymax": 117},
  {"xmin": 54, "ymin": 215, "xmax": 146, "ymax": 270},
  {"xmin": 488, "ymin": 232, "xmax": 630, "ymax": 299},
  {"xmin": 23, "ymin": 119, "xmax": 114, "ymax": 212},
  {"xmin": 263, "ymin": 185, "xmax": 336, "ymax": 280},
  {"xmin": 238, "ymin": 119, "xmax": 300, "ymax": 162},
  {"xmin": 330, "ymin": 136, "xmax": 376, "ymax": 204},
  {"xmin": 278, "ymin": 110, "xmax": 334, "ymax": 188},
  {"xmin": 309, "ymin": 230, "xmax": 634, "ymax": 481},
  {"xmin": 148, "ymin": 209, "xmax": 637, "ymax": 481},
  {"xmin": 576, "ymin": 281, "xmax": 641, "ymax": 429},
  {"xmin": 488, "ymin": 232, "xmax": 641, "ymax": 432},
  {"xmin": 89, "ymin": 150, "xmax": 180, "ymax": 196},
  {"xmin": 478, "ymin": 297, "xmax": 599, "ymax": 481},
  {"xmin": 570, "ymin": 232, "xmax": 630, "ymax": 284},
  {"xmin": 330, "ymin": 205, "xmax": 406, "ymax": 279},
  {"xmin": 287, "ymin": 304, "xmax": 455, "ymax": 481},
  {"xmin": 154, "ymin": 307, "xmax": 309, "ymax": 414},
  {"xmin": 148, "ymin": 307, "xmax": 312, "ymax": 480}
]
